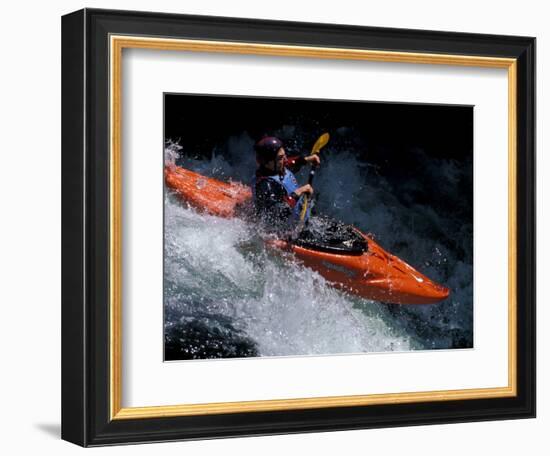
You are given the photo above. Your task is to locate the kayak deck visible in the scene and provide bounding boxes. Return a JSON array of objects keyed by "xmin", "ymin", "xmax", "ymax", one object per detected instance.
[
  {"xmin": 268, "ymin": 236, "xmax": 449, "ymax": 304},
  {"xmin": 165, "ymin": 165, "xmax": 251, "ymax": 218}
]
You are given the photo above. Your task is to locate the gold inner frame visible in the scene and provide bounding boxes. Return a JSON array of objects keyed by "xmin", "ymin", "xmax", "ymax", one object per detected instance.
[{"xmin": 109, "ymin": 35, "xmax": 518, "ymax": 420}]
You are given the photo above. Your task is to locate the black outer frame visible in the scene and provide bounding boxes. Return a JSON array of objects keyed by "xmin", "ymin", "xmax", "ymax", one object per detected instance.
[{"xmin": 61, "ymin": 8, "xmax": 536, "ymax": 447}]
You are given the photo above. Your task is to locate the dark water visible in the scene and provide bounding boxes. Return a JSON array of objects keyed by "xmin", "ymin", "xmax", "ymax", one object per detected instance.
[{"xmin": 163, "ymin": 123, "xmax": 473, "ymax": 360}]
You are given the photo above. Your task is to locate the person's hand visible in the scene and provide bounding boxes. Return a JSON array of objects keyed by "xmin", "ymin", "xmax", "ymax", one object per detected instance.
[
  {"xmin": 305, "ymin": 154, "xmax": 321, "ymax": 167},
  {"xmin": 295, "ymin": 184, "xmax": 314, "ymax": 197}
]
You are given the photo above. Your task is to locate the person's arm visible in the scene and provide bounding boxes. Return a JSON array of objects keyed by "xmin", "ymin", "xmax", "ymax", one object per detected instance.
[
  {"xmin": 290, "ymin": 184, "xmax": 314, "ymax": 200},
  {"xmin": 284, "ymin": 155, "xmax": 307, "ymax": 173},
  {"xmin": 285, "ymin": 154, "xmax": 321, "ymax": 173}
]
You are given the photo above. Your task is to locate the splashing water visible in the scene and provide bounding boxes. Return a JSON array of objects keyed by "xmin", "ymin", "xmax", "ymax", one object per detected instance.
[
  {"xmin": 164, "ymin": 195, "xmax": 412, "ymax": 359},
  {"xmin": 164, "ymin": 133, "xmax": 473, "ymax": 360}
]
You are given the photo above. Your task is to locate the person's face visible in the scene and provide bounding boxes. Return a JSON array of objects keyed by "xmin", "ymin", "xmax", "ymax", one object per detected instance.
[{"xmin": 274, "ymin": 148, "xmax": 286, "ymax": 173}]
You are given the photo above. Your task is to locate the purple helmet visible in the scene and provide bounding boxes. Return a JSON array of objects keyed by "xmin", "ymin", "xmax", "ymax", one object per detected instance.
[{"xmin": 254, "ymin": 136, "xmax": 283, "ymax": 163}]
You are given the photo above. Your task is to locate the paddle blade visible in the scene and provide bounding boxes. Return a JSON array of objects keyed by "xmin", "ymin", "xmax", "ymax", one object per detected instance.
[{"xmin": 311, "ymin": 132, "xmax": 330, "ymax": 154}]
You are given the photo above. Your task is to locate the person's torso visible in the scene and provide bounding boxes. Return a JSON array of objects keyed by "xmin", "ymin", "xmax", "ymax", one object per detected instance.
[{"xmin": 254, "ymin": 168, "xmax": 311, "ymax": 223}]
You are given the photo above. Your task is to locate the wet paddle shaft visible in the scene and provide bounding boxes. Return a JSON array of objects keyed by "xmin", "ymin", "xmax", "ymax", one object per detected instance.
[{"xmin": 299, "ymin": 133, "xmax": 330, "ymax": 221}]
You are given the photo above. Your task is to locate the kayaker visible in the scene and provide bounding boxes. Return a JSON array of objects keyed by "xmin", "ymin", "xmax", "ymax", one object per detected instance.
[{"xmin": 253, "ymin": 136, "xmax": 320, "ymax": 233}]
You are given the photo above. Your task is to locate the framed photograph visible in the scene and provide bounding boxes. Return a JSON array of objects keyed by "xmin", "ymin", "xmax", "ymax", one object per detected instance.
[{"xmin": 61, "ymin": 8, "xmax": 535, "ymax": 447}]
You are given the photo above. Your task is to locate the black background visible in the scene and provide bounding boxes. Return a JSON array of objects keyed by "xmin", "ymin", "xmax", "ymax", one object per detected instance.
[{"xmin": 164, "ymin": 93, "xmax": 473, "ymax": 163}]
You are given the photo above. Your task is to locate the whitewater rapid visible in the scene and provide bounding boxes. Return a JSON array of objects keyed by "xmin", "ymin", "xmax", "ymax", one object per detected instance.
[{"xmin": 163, "ymin": 136, "xmax": 473, "ymax": 360}]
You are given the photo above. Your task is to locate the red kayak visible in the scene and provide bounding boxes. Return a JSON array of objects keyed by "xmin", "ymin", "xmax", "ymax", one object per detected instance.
[{"xmin": 165, "ymin": 165, "xmax": 450, "ymax": 305}]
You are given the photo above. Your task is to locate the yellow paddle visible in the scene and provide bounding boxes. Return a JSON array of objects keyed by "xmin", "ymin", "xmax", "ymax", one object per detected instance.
[{"xmin": 299, "ymin": 132, "xmax": 330, "ymax": 222}]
